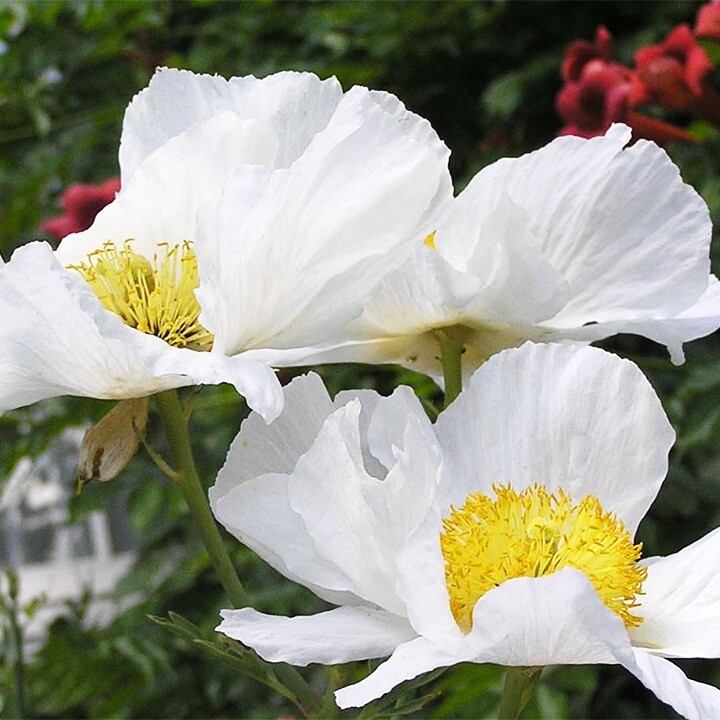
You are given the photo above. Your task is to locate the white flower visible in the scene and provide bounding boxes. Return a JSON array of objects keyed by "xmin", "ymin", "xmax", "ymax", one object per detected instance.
[
  {"xmin": 300, "ymin": 124, "xmax": 720, "ymax": 378},
  {"xmin": 0, "ymin": 69, "xmax": 451, "ymax": 421},
  {"xmin": 213, "ymin": 342, "xmax": 720, "ymax": 719}
]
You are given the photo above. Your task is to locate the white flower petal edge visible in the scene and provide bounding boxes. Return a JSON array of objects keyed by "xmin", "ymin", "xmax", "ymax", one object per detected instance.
[
  {"xmin": 337, "ymin": 123, "xmax": 718, "ymax": 377},
  {"xmin": 434, "ymin": 342, "xmax": 675, "ymax": 534},
  {"xmin": 217, "ymin": 606, "xmax": 417, "ymax": 666},
  {"xmin": 0, "ymin": 241, "xmax": 285, "ymax": 420},
  {"xmin": 196, "ymin": 84, "xmax": 452, "ymax": 356},
  {"xmin": 119, "ymin": 69, "xmax": 344, "ymax": 182},
  {"xmin": 630, "ymin": 526, "xmax": 720, "ymax": 658},
  {"xmin": 213, "ymin": 343, "xmax": 720, "ymax": 718},
  {"xmin": 0, "ymin": 242, "xmax": 169, "ymax": 409},
  {"xmin": 335, "ymin": 569, "xmax": 720, "ymax": 720},
  {"xmin": 55, "ymin": 112, "xmax": 279, "ymax": 266}
]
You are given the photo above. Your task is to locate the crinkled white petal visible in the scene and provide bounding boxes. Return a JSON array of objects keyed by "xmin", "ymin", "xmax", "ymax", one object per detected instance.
[
  {"xmin": 129, "ymin": 333, "xmax": 283, "ymax": 422},
  {"xmin": 461, "ymin": 569, "xmax": 623, "ymax": 666},
  {"xmin": 630, "ymin": 526, "xmax": 720, "ymax": 658},
  {"xmin": 395, "ymin": 504, "xmax": 465, "ymax": 650},
  {"xmin": 334, "ymin": 635, "xmax": 458, "ymax": 709},
  {"xmin": 120, "ymin": 69, "xmax": 343, "ymax": 182},
  {"xmin": 0, "ymin": 242, "xmax": 173, "ymax": 410},
  {"xmin": 197, "ymin": 84, "xmax": 452, "ymax": 355},
  {"xmin": 212, "ymin": 472, "xmax": 361, "ymax": 607},
  {"xmin": 618, "ymin": 648, "xmax": 720, "ymax": 720},
  {"xmin": 357, "ymin": 245, "xmax": 479, "ymax": 337},
  {"xmin": 217, "ymin": 606, "xmax": 416, "ymax": 666},
  {"xmin": 286, "ymin": 402, "xmax": 411, "ymax": 613},
  {"xmin": 455, "ymin": 125, "xmax": 710, "ymax": 322},
  {"xmin": 364, "ymin": 385, "xmax": 434, "ymax": 472},
  {"xmin": 0, "ymin": 242, "xmax": 283, "ymax": 416},
  {"xmin": 333, "ymin": 387, "xmax": 387, "ymax": 479},
  {"xmin": 438, "ymin": 193, "xmax": 570, "ymax": 325},
  {"xmin": 548, "ymin": 274, "xmax": 720, "ymax": 365},
  {"xmin": 434, "ymin": 343, "xmax": 674, "ymax": 534},
  {"xmin": 210, "ymin": 372, "xmax": 333, "ymax": 504},
  {"xmin": 57, "ymin": 113, "xmax": 279, "ymax": 266}
]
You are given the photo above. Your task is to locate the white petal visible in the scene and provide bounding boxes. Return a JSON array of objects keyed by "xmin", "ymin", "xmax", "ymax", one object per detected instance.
[
  {"xmin": 619, "ymin": 648, "xmax": 720, "ymax": 720},
  {"xmin": 0, "ymin": 242, "xmax": 168, "ymax": 409},
  {"xmin": 357, "ymin": 245, "xmax": 478, "ymax": 337},
  {"xmin": 437, "ymin": 193, "xmax": 570, "ymax": 325},
  {"xmin": 395, "ymin": 504, "xmax": 466, "ymax": 650},
  {"xmin": 136, "ymin": 339, "xmax": 284, "ymax": 423},
  {"xmin": 333, "ymin": 387, "xmax": 387, "ymax": 479},
  {"xmin": 120, "ymin": 69, "xmax": 343, "ymax": 182},
  {"xmin": 287, "ymin": 402, "xmax": 408, "ymax": 612},
  {"xmin": 216, "ymin": 606, "xmax": 416, "ymax": 666},
  {"xmin": 212, "ymin": 472, "xmax": 361, "ymax": 607},
  {"xmin": 210, "ymin": 372, "xmax": 333, "ymax": 504},
  {"xmin": 364, "ymin": 385, "xmax": 434, "ymax": 471},
  {"xmin": 334, "ymin": 635, "xmax": 458, "ymax": 709},
  {"xmin": 461, "ymin": 125, "xmax": 710, "ymax": 323},
  {"xmin": 630, "ymin": 526, "xmax": 720, "ymax": 658},
  {"xmin": 461, "ymin": 569, "xmax": 624, "ymax": 666},
  {"xmin": 57, "ymin": 113, "xmax": 278, "ymax": 267},
  {"xmin": 199, "ymin": 85, "xmax": 452, "ymax": 355},
  {"xmin": 548, "ymin": 275, "xmax": 720, "ymax": 365},
  {"xmin": 435, "ymin": 343, "xmax": 674, "ymax": 534}
]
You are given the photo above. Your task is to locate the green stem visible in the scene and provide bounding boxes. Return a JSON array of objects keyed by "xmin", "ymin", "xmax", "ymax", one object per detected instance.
[
  {"xmin": 437, "ymin": 327, "xmax": 467, "ymax": 408},
  {"xmin": 498, "ymin": 666, "xmax": 542, "ymax": 719},
  {"xmin": 7, "ymin": 571, "xmax": 25, "ymax": 719},
  {"xmin": 154, "ymin": 390, "xmax": 323, "ymax": 717},
  {"xmin": 155, "ymin": 389, "xmax": 249, "ymax": 608}
]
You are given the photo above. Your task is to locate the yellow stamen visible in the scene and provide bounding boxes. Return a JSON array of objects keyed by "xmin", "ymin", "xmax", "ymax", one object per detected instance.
[
  {"xmin": 69, "ymin": 240, "xmax": 213, "ymax": 351},
  {"xmin": 425, "ymin": 232, "xmax": 437, "ymax": 250},
  {"xmin": 440, "ymin": 484, "xmax": 646, "ymax": 633}
]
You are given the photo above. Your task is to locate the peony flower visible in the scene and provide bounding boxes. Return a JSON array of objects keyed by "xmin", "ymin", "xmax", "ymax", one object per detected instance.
[
  {"xmin": 214, "ymin": 343, "xmax": 720, "ymax": 719},
  {"xmin": 0, "ymin": 68, "xmax": 451, "ymax": 421},
  {"xmin": 289, "ymin": 123, "xmax": 720, "ymax": 381},
  {"xmin": 42, "ymin": 177, "xmax": 121, "ymax": 241}
]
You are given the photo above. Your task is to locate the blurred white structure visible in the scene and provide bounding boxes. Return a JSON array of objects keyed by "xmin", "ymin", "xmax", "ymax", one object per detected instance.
[{"xmin": 0, "ymin": 428, "xmax": 134, "ymax": 646}]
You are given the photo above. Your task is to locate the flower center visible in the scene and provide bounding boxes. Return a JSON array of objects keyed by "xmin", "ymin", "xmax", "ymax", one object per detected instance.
[
  {"xmin": 440, "ymin": 484, "xmax": 646, "ymax": 634},
  {"xmin": 69, "ymin": 240, "xmax": 213, "ymax": 351}
]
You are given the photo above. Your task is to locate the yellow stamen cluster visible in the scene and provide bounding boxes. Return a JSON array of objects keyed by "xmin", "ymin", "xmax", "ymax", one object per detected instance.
[
  {"xmin": 440, "ymin": 484, "xmax": 646, "ymax": 634},
  {"xmin": 424, "ymin": 232, "xmax": 437, "ymax": 250},
  {"xmin": 69, "ymin": 240, "xmax": 213, "ymax": 351}
]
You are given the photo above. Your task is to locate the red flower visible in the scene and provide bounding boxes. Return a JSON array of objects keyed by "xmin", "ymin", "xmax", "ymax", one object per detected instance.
[
  {"xmin": 695, "ymin": 0, "xmax": 720, "ymax": 42},
  {"xmin": 42, "ymin": 177, "xmax": 120, "ymax": 241},
  {"xmin": 556, "ymin": 29, "xmax": 699, "ymax": 144},
  {"xmin": 634, "ymin": 25, "xmax": 713, "ymax": 107},
  {"xmin": 557, "ymin": 60, "xmax": 631, "ymax": 138},
  {"xmin": 562, "ymin": 26, "xmax": 613, "ymax": 82}
]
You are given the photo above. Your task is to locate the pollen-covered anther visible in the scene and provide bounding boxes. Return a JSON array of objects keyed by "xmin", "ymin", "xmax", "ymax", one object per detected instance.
[
  {"xmin": 440, "ymin": 483, "xmax": 646, "ymax": 634},
  {"xmin": 69, "ymin": 240, "xmax": 213, "ymax": 351}
]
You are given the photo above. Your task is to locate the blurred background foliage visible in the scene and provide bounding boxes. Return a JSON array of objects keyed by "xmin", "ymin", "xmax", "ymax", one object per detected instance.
[{"xmin": 1, "ymin": 1, "xmax": 719, "ymax": 718}]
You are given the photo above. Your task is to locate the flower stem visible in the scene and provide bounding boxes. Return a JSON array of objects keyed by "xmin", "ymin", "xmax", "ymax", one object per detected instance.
[
  {"xmin": 154, "ymin": 390, "xmax": 323, "ymax": 716},
  {"xmin": 155, "ymin": 389, "xmax": 249, "ymax": 609},
  {"xmin": 437, "ymin": 326, "xmax": 467, "ymax": 407},
  {"xmin": 498, "ymin": 666, "xmax": 542, "ymax": 719}
]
